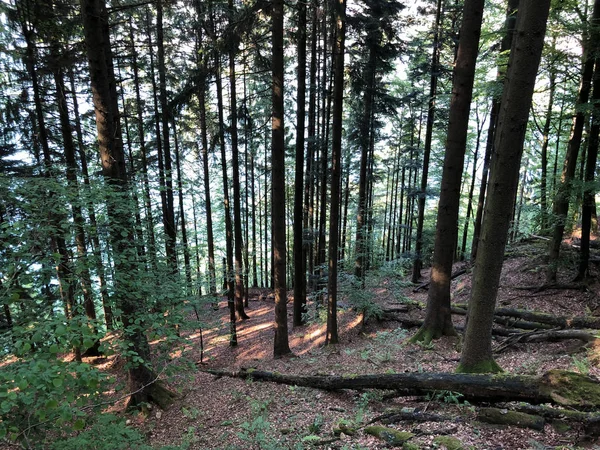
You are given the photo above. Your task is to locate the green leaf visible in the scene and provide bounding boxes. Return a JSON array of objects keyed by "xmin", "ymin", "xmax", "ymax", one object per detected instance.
[
  {"xmin": 73, "ymin": 419, "xmax": 85, "ymax": 430},
  {"xmin": 55, "ymin": 325, "xmax": 67, "ymax": 336},
  {"xmin": 17, "ymin": 379, "xmax": 28, "ymax": 390},
  {"xmin": 49, "ymin": 344, "xmax": 59, "ymax": 354},
  {"xmin": 52, "ymin": 378, "xmax": 63, "ymax": 388},
  {"xmin": 1, "ymin": 401, "xmax": 12, "ymax": 413},
  {"xmin": 83, "ymin": 339, "xmax": 94, "ymax": 350},
  {"xmin": 46, "ymin": 399, "xmax": 58, "ymax": 409}
]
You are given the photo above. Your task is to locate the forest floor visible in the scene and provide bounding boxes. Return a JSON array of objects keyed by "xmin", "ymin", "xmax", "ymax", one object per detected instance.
[
  {"xmin": 17, "ymin": 238, "xmax": 600, "ymax": 450},
  {"xmin": 128, "ymin": 238, "xmax": 600, "ymax": 450}
]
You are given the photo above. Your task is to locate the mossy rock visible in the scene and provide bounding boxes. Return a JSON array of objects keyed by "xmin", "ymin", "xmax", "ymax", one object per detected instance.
[
  {"xmin": 433, "ymin": 435, "xmax": 464, "ymax": 450},
  {"xmin": 540, "ymin": 370, "xmax": 600, "ymax": 407},
  {"xmin": 403, "ymin": 442, "xmax": 420, "ymax": 450},
  {"xmin": 550, "ymin": 421, "xmax": 571, "ymax": 434},
  {"xmin": 364, "ymin": 426, "xmax": 413, "ymax": 446}
]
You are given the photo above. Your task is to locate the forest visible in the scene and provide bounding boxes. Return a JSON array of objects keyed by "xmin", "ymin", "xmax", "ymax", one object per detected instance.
[{"xmin": 1, "ymin": 0, "xmax": 600, "ymax": 447}]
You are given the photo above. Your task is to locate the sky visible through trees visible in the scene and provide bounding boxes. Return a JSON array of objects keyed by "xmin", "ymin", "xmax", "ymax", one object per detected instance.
[{"xmin": 0, "ymin": 0, "xmax": 599, "ymax": 446}]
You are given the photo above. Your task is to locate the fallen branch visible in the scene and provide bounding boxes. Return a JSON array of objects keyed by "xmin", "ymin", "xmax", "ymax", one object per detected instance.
[
  {"xmin": 452, "ymin": 304, "xmax": 600, "ymax": 330},
  {"xmin": 477, "ymin": 407, "xmax": 545, "ymax": 431},
  {"xmin": 204, "ymin": 368, "xmax": 600, "ymax": 408},
  {"xmin": 494, "ymin": 307, "xmax": 600, "ymax": 330},
  {"xmin": 513, "ymin": 283, "xmax": 587, "ymax": 293},
  {"xmin": 371, "ymin": 409, "xmax": 456, "ymax": 425}
]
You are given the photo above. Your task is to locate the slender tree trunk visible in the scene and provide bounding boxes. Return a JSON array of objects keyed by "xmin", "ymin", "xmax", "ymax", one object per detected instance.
[
  {"xmin": 147, "ymin": 15, "xmax": 171, "ymax": 271},
  {"xmin": 411, "ymin": 0, "xmax": 484, "ymax": 344},
  {"xmin": 156, "ymin": 0, "xmax": 178, "ymax": 272},
  {"xmin": 471, "ymin": 0, "xmax": 519, "ymax": 260},
  {"xmin": 216, "ymin": 53, "xmax": 238, "ymax": 345},
  {"xmin": 130, "ymin": 19, "xmax": 158, "ymax": 272},
  {"xmin": 19, "ymin": 3, "xmax": 80, "ymax": 359},
  {"xmin": 412, "ymin": 0, "xmax": 443, "ymax": 283},
  {"xmin": 52, "ymin": 43, "xmax": 101, "ymax": 356},
  {"xmin": 227, "ymin": 3, "xmax": 249, "ymax": 321},
  {"xmin": 459, "ymin": 0, "xmax": 551, "ymax": 373},
  {"xmin": 354, "ymin": 45, "xmax": 377, "ymax": 282},
  {"xmin": 460, "ymin": 105, "xmax": 486, "ymax": 259},
  {"xmin": 272, "ymin": 0, "xmax": 291, "ymax": 357},
  {"xmin": 293, "ymin": 0, "xmax": 308, "ymax": 327},
  {"xmin": 547, "ymin": 0, "xmax": 600, "ymax": 283},
  {"xmin": 197, "ymin": 74, "xmax": 217, "ymax": 295},
  {"xmin": 305, "ymin": 2, "xmax": 319, "ymax": 282},
  {"xmin": 81, "ymin": 0, "xmax": 175, "ymax": 408},
  {"xmin": 173, "ymin": 122, "xmax": 193, "ymax": 294},
  {"xmin": 576, "ymin": 55, "xmax": 600, "ymax": 280},
  {"xmin": 540, "ymin": 52, "xmax": 557, "ymax": 232},
  {"xmin": 326, "ymin": 0, "xmax": 347, "ymax": 346},
  {"xmin": 68, "ymin": 68, "xmax": 113, "ymax": 329}
]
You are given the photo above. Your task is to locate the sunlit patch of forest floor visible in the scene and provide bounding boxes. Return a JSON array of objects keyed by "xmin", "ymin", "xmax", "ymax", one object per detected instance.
[{"xmin": 30, "ymin": 238, "xmax": 600, "ymax": 450}]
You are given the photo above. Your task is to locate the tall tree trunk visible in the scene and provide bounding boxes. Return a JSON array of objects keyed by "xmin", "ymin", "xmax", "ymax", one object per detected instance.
[
  {"xmin": 326, "ymin": 0, "xmax": 347, "ymax": 346},
  {"xmin": 539, "ymin": 51, "xmax": 557, "ymax": 233},
  {"xmin": 19, "ymin": 2, "xmax": 79, "ymax": 359},
  {"xmin": 460, "ymin": 105, "xmax": 487, "ymax": 259},
  {"xmin": 147, "ymin": 14, "xmax": 171, "ymax": 271},
  {"xmin": 547, "ymin": 0, "xmax": 600, "ymax": 283},
  {"xmin": 197, "ymin": 72, "xmax": 217, "ymax": 295},
  {"xmin": 52, "ymin": 41, "xmax": 101, "ymax": 356},
  {"xmin": 354, "ymin": 45, "xmax": 377, "ymax": 282},
  {"xmin": 411, "ymin": 0, "xmax": 484, "ymax": 344},
  {"xmin": 293, "ymin": 0, "xmax": 308, "ymax": 327},
  {"xmin": 130, "ymin": 18, "xmax": 158, "ymax": 272},
  {"xmin": 227, "ymin": 1, "xmax": 249, "ymax": 321},
  {"xmin": 216, "ymin": 53, "xmax": 238, "ymax": 345},
  {"xmin": 173, "ymin": 122, "xmax": 193, "ymax": 294},
  {"xmin": 412, "ymin": 0, "xmax": 443, "ymax": 283},
  {"xmin": 272, "ymin": 0, "xmax": 291, "ymax": 357},
  {"xmin": 156, "ymin": 0, "xmax": 178, "ymax": 272},
  {"xmin": 458, "ymin": 0, "xmax": 550, "ymax": 373},
  {"xmin": 68, "ymin": 68, "xmax": 114, "ymax": 329},
  {"xmin": 304, "ymin": 2, "xmax": 319, "ymax": 283},
  {"xmin": 576, "ymin": 53, "xmax": 600, "ymax": 280},
  {"xmin": 80, "ymin": 0, "xmax": 175, "ymax": 408},
  {"xmin": 471, "ymin": 0, "xmax": 519, "ymax": 260}
]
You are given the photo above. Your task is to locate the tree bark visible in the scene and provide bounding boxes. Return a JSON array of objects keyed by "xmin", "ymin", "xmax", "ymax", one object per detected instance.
[
  {"xmin": 411, "ymin": 0, "xmax": 484, "ymax": 343},
  {"xmin": 325, "ymin": 0, "xmax": 346, "ymax": 346},
  {"xmin": 459, "ymin": 0, "xmax": 551, "ymax": 373},
  {"xmin": 293, "ymin": 0, "xmax": 308, "ymax": 327},
  {"xmin": 576, "ymin": 46, "xmax": 600, "ymax": 280},
  {"xmin": 206, "ymin": 368, "xmax": 600, "ymax": 408},
  {"xmin": 471, "ymin": 0, "xmax": 519, "ymax": 260},
  {"xmin": 547, "ymin": 0, "xmax": 600, "ymax": 283},
  {"xmin": 80, "ymin": 0, "xmax": 175, "ymax": 408},
  {"xmin": 412, "ymin": 0, "xmax": 443, "ymax": 282},
  {"xmin": 272, "ymin": 0, "xmax": 291, "ymax": 357}
]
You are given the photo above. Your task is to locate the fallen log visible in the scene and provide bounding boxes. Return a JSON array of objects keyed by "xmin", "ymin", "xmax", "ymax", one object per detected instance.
[
  {"xmin": 513, "ymin": 283, "xmax": 587, "ymax": 293},
  {"xmin": 509, "ymin": 404, "xmax": 600, "ymax": 436},
  {"xmin": 204, "ymin": 368, "xmax": 600, "ymax": 408},
  {"xmin": 494, "ymin": 307, "xmax": 600, "ymax": 330},
  {"xmin": 380, "ymin": 314, "xmax": 595, "ymax": 344},
  {"xmin": 494, "ymin": 329, "xmax": 599, "ymax": 353},
  {"xmin": 452, "ymin": 304, "xmax": 600, "ymax": 330},
  {"xmin": 372, "ymin": 409, "xmax": 455, "ymax": 425},
  {"xmin": 477, "ymin": 407, "xmax": 545, "ymax": 431}
]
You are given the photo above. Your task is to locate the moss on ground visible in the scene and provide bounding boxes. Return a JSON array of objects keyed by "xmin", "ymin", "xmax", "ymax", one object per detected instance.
[{"xmin": 364, "ymin": 426, "xmax": 413, "ymax": 446}]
